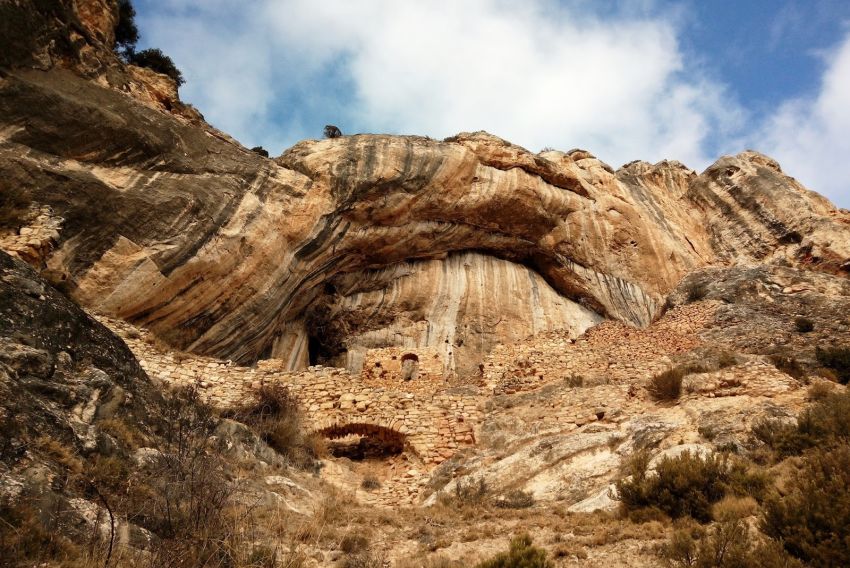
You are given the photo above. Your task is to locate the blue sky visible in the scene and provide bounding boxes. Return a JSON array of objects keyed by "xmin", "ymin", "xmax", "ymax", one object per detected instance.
[{"xmin": 135, "ymin": 0, "xmax": 850, "ymax": 207}]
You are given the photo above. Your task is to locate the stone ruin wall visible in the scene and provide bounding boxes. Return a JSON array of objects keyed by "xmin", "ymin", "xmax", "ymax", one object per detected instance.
[
  {"xmin": 485, "ymin": 301, "xmax": 720, "ymax": 395},
  {"xmin": 478, "ymin": 300, "xmax": 800, "ymax": 440},
  {"xmin": 95, "ymin": 315, "xmax": 483, "ymax": 467},
  {"xmin": 95, "ymin": 300, "xmax": 791, "ymax": 470},
  {"xmin": 91, "ymin": 298, "xmax": 807, "ymax": 506},
  {"xmin": 360, "ymin": 346, "xmax": 445, "ymax": 386}
]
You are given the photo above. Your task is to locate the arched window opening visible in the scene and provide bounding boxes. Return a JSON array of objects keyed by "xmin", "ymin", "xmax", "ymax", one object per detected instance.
[{"xmin": 400, "ymin": 353, "xmax": 419, "ymax": 381}]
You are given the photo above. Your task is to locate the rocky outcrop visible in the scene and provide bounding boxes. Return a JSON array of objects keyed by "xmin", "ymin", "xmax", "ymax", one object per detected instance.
[
  {"xmin": 0, "ymin": 248, "xmax": 156, "ymax": 540},
  {"xmin": 0, "ymin": 249, "xmax": 315, "ymax": 559},
  {"xmin": 0, "ymin": 0, "xmax": 200, "ymax": 118},
  {"xmin": 1, "ymin": 1, "xmax": 848, "ymax": 377},
  {"xmin": 428, "ymin": 262, "xmax": 849, "ymax": 512},
  {"xmin": 3, "ymin": 4, "xmax": 850, "ymax": 564},
  {"xmin": 688, "ymin": 151, "xmax": 850, "ymax": 273}
]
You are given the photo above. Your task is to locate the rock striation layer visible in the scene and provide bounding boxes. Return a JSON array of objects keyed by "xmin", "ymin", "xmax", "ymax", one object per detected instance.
[{"xmin": 1, "ymin": 0, "xmax": 849, "ymax": 377}]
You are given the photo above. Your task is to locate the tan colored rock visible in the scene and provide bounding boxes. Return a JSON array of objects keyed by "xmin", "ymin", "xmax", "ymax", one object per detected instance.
[{"xmin": 7, "ymin": 94, "xmax": 847, "ymax": 374}]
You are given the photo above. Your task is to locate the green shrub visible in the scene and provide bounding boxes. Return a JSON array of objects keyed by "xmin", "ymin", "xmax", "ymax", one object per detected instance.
[
  {"xmin": 648, "ymin": 368, "xmax": 684, "ymax": 401},
  {"xmin": 751, "ymin": 419, "xmax": 801, "ymax": 457},
  {"xmin": 761, "ymin": 444, "xmax": 850, "ymax": 566},
  {"xmin": 115, "ymin": 0, "xmax": 139, "ymax": 55},
  {"xmin": 361, "ymin": 474, "xmax": 381, "ymax": 490},
  {"xmin": 114, "ymin": 1, "xmax": 185, "ymax": 88},
  {"xmin": 128, "ymin": 48, "xmax": 185, "ymax": 86},
  {"xmin": 324, "ymin": 125, "xmax": 343, "ymax": 138},
  {"xmin": 476, "ymin": 534, "xmax": 551, "ymax": 568},
  {"xmin": 794, "ymin": 317, "xmax": 814, "ymax": 333},
  {"xmin": 807, "ymin": 381, "xmax": 834, "ymax": 402},
  {"xmin": 752, "ymin": 391, "xmax": 850, "ymax": 457},
  {"xmin": 616, "ymin": 451, "xmax": 768, "ymax": 523},
  {"xmin": 788, "ymin": 391, "xmax": 850, "ymax": 446},
  {"xmin": 816, "ymin": 345, "xmax": 850, "ymax": 384},
  {"xmin": 662, "ymin": 521, "xmax": 803, "ymax": 568},
  {"xmin": 698, "ymin": 424, "xmax": 717, "ymax": 441}
]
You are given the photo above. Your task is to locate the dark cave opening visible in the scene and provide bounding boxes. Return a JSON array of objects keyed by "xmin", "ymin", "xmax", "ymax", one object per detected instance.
[
  {"xmin": 307, "ymin": 333, "xmax": 321, "ymax": 366},
  {"xmin": 306, "ymin": 323, "xmax": 346, "ymax": 367},
  {"xmin": 304, "ymin": 289, "xmax": 348, "ymax": 366}
]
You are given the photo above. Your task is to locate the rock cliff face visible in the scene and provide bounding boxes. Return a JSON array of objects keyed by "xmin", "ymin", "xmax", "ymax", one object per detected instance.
[
  {"xmin": 1, "ymin": 0, "xmax": 849, "ymax": 378},
  {"xmin": 302, "ymin": 252, "xmax": 602, "ymax": 376},
  {"xmin": 4, "ymin": 3, "xmax": 850, "ymax": 565}
]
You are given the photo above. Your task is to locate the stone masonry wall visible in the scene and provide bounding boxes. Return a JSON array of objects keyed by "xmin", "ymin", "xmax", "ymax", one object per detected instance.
[
  {"xmin": 360, "ymin": 346, "xmax": 445, "ymax": 388},
  {"xmin": 95, "ymin": 315, "xmax": 484, "ymax": 468},
  {"xmin": 485, "ymin": 301, "xmax": 719, "ymax": 395},
  {"xmin": 92, "ymin": 298, "xmax": 806, "ymax": 506}
]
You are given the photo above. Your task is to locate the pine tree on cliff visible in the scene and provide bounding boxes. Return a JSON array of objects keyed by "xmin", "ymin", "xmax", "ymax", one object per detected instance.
[
  {"xmin": 324, "ymin": 125, "xmax": 343, "ymax": 139},
  {"xmin": 113, "ymin": 0, "xmax": 185, "ymax": 88},
  {"xmin": 115, "ymin": 0, "xmax": 140, "ymax": 57}
]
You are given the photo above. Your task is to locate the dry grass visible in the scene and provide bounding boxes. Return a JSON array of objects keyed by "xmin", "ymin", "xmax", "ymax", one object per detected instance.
[
  {"xmin": 225, "ymin": 383, "xmax": 323, "ymax": 469},
  {"xmin": 648, "ymin": 368, "xmax": 685, "ymax": 401},
  {"xmin": 33, "ymin": 435, "xmax": 83, "ymax": 474},
  {"xmin": 807, "ymin": 381, "xmax": 835, "ymax": 402},
  {"xmin": 564, "ymin": 374, "xmax": 585, "ymax": 388},
  {"xmin": 494, "ymin": 489, "xmax": 535, "ymax": 509},
  {"xmin": 616, "ymin": 450, "xmax": 769, "ymax": 523},
  {"xmin": 97, "ymin": 417, "xmax": 147, "ymax": 450}
]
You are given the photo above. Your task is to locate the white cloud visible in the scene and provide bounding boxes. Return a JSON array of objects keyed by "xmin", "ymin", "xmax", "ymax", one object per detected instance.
[
  {"xmin": 139, "ymin": 0, "xmax": 744, "ymax": 170},
  {"xmin": 755, "ymin": 31, "xmax": 850, "ymax": 208}
]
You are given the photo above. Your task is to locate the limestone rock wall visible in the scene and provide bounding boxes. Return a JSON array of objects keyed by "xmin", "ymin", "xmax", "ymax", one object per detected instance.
[
  {"xmin": 689, "ymin": 151, "xmax": 850, "ymax": 273},
  {"xmin": 302, "ymin": 252, "xmax": 602, "ymax": 376},
  {"xmin": 2, "ymin": 12, "xmax": 849, "ymax": 373}
]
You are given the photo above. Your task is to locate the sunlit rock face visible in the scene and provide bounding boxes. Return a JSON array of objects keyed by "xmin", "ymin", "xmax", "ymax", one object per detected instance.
[
  {"xmin": 1, "ymin": 1, "xmax": 848, "ymax": 373},
  {"xmin": 293, "ymin": 252, "xmax": 603, "ymax": 376}
]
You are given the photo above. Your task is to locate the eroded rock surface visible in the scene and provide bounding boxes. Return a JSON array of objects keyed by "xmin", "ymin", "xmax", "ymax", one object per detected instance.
[
  {"xmin": 3, "ymin": 3, "xmax": 850, "ymax": 565},
  {"xmin": 428, "ymin": 263, "xmax": 849, "ymax": 513},
  {"xmin": 1, "ymin": 1, "xmax": 849, "ymax": 380}
]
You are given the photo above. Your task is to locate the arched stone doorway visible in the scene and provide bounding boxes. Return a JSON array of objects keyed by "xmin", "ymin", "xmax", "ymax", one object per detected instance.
[
  {"xmin": 317, "ymin": 422, "xmax": 410, "ymax": 460},
  {"xmin": 400, "ymin": 353, "xmax": 419, "ymax": 381}
]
